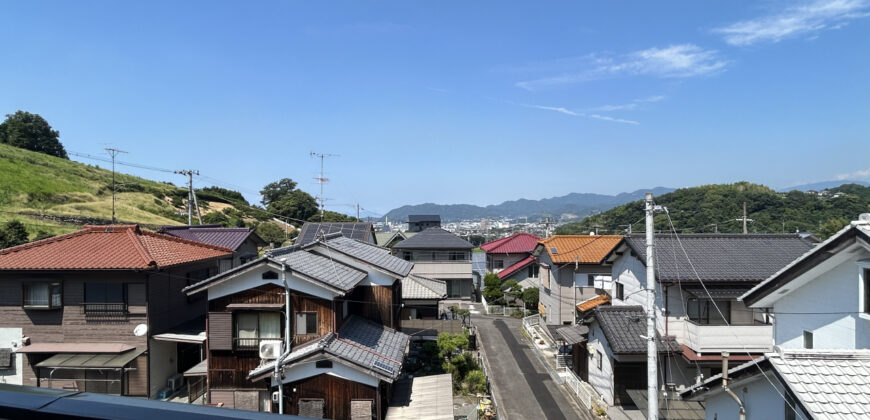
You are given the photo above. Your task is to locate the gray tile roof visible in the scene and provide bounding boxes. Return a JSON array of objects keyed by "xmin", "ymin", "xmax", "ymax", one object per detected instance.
[
  {"xmin": 158, "ymin": 225, "xmax": 264, "ymax": 250},
  {"xmin": 623, "ymin": 234, "xmax": 814, "ymax": 282},
  {"xmin": 392, "ymin": 227, "xmax": 473, "ymax": 250},
  {"xmin": 591, "ymin": 306, "xmax": 679, "ymax": 354},
  {"xmin": 402, "ymin": 274, "xmax": 447, "ymax": 300},
  {"xmin": 319, "ymin": 235, "xmax": 413, "ymax": 277},
  {"xmin": 295, "ymin": 222, "xmax": 375, "ymax": 246},
  {"xmin": 249, "ymin": 316, "xmax": 408, "ymax": 382}
]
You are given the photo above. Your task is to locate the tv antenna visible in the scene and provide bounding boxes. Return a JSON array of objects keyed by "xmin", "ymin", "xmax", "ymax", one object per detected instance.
[
  {"xmin": 104, "ymin": 148, "xmax": 128, "ymax": 224},
  {"xmin": 310, "ymin": 152, "xmax": 338, "ymax": 221}
]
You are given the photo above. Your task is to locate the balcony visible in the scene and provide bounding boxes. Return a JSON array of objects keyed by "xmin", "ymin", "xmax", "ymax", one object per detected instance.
[
  {"xmin": 667, "ymin": 318, "xmax": 773, "ymax": 353},
  {"xmin": 409, "ymin": 261, "xmax": 473, "ymax": 279},
  {"xmin": 82, "ymin": 302, "xmax": 128, "ymax": 321}
]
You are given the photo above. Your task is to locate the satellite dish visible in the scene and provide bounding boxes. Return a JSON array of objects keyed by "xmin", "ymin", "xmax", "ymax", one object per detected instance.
[{"xmin": 133, "ymin": 324, "xmax": 148, "ymax": 337}]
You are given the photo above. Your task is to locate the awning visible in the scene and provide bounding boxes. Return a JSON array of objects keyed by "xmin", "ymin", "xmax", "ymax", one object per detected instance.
[
  {"xmin": 555, "ymin": 325, "xmax": 589, "ymax": 345},
  {"xmin": 683, "ymin": 286, "xmax": 752, "ymax": 299},
  {"xmin": 576, "ymin": 294, "xmax": 610, "ymax": 312},
  {"xmin": 152, "ymin": 333, "xmax": 206, "ymax": 344},
  {"xmin": 36, "ymin": 348, "xmax": 146, "ymax": 369},
  {"xmin": 183, "ymin": 359, "xmax": 207, "ymax": 377},
  {"xmin": 16, "ymin": 343, "xmax": 135, "ymax": 354}
]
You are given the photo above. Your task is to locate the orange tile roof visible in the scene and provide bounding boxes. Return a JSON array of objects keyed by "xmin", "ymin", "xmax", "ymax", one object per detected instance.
[
  {"xmin": 538, "ymin": 235, "xmax": 623, "ymax": 264},
  {"xmin": 576, "ymin": 294, "xmax": 611, "ymax": 312},
  {"xmin": 0, "ymin": 225, "xmax": 232, "ymax": 270}
]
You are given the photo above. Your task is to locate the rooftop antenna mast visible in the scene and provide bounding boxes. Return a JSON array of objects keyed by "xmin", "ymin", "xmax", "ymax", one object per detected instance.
[
  {"xmin": 104, "ymin": 147, "xmax": 127, "ymax": 224},
  {"xmin": 174, "ymin": 170, "xmax": 202, "ymax": 225},
  {"xmin": 310, "ymin": 152, "xmax": 337, "ymax": 222}
]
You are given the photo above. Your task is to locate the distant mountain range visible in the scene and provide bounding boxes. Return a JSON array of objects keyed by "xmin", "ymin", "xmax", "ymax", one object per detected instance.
[
  {"xmin": 382, "ymin": 187, "xmax": 676, "ymax": 222},
  {"xmin": 780, "ymin": 180, "xmax": 870, "ymax": 192}
]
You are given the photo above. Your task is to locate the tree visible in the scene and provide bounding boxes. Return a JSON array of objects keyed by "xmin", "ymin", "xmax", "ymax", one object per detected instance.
[
  {"xmin": 0, "ymin": 221, "xmax": 29, "ymax": 248},
  {"xmin": 482, "ymin": 273, "xmax": 503, "ymax": 304},
  {"xmin": 436, "ymin": 332, "xmax": 469, "ymax": 358},
  {"xmin": 260, "ymin": 178, "xmax": 299, "ymax": 207},
  {"xmin": 259, "ymin": 178, "xmax": 319, "ymax": 223},
  {"xmin": 309, "ymin": 210, "xmax": 359, "ymax": 223},
  {"xmin": 818, "ymin": 217, "xmax": 849, "ymax": 239},
  {"xmin": 256, "ymin": 222, "xmax": 287, "ymax": 245},
  {"xmin": 0, "ymin": 111, "xmax": 68, "ymax": 158},
  {"xmin": 521, "ymin": 287, "xmax": 539, "ymax": 310}
]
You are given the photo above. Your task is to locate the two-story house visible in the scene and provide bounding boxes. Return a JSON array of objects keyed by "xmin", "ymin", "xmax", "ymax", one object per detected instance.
[
  {"xmin": 0, "ymin": 225, "xmax": 231, "ymax": 398},
  {"xmin": 392, "ymin": 228, "xmax": 474, "ymax": 301},
  {"xmin": 681, "ymin": 217, "xmax": 870, "ymax": 420},
  {"xmin": 480, "ymin": 233, "xmax": 540, "ymax": 286},
  {"xmin": 604, "ymin": 233, "xmax": 815, "ymax": 382},
  {"xmin": 406, "ymin": 215, "xmax": 440, "ymax": 233},
  {"xmin": 533, "ymin": 235, "xmax": 622, "ymax": 326},
  {"xmin": 159, "ymin": 224, "xmax": 265, "ymax": 272},
  {"xmin": 182, "ymin": 233, "xmax": 412, "ymax": 418}
]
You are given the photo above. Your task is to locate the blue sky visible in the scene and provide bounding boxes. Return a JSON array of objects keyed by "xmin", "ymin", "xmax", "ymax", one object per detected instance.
[{"xmin": 2, "ymin": 1, "xmax": 869, "ymax": 216}]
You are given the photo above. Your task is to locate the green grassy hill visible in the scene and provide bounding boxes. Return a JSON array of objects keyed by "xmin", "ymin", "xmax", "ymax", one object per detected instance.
[
  {"xmin": 557, "ymin": 182, "xmax": 870, "ymax": 238},
  {"xmin": 0, "ymin": 143, "xmax": 242, "ymax": 238}
]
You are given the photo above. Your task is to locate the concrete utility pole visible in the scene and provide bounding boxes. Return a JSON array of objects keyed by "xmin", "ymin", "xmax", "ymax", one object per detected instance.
[
  {"xmin": 544, "ymin": 216, "xmax": 552, "ymax": 238},
  {"xmin": 105, "ymin": 148, "xmax": 127, "ymax": 224},
  {"xmin": 356, "ymin": 204, "xmax": 361, "ymax": 220},
  {"xmin": 644, "ymin": 192, "xmax": 658, "ymax": 420},
  {"xmin": 310, "ymin": 152, "xmax": 337, "ymax": 222},
  {"xmin": 736, "ymin": 202, "xmax": 753, "ymax": 234},
  {"xmin": 175, "ymin": 170, "xmax": 202, "ymax": 225}
]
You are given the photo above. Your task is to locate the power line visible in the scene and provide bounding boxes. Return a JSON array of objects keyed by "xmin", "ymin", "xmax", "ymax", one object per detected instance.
[{"xmin": 104, "ymin": 148, "xmax": 127, "ymax": 224}]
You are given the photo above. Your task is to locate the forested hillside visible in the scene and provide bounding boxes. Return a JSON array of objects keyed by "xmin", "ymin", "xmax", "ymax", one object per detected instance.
[{"xmin": 557, "ymin": 182, "xmax": 870, "ymax": 238}]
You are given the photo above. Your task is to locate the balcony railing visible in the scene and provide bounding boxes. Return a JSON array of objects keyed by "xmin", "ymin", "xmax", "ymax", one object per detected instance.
[
  {"xmin": 232, "ymin": 337, "xmax": 282, "ymax": 352},
  {"xmin": 667, "ymin": 317, "xmax": 773, "ymax": 353},
  {"xmin": 82, "ymin": 302, "xmax": 128, "ymax": 320}
]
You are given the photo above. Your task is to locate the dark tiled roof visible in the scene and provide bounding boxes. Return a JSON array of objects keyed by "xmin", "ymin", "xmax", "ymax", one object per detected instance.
[
  {"xmin": 592, "ymin": 306, "xmax": 679, "ymax": 354},
  {"xmin": 623, "ymin": 234, "xmax": 815, "ymax": 282},
  {"xmin": 392, "ymin": 228, "xmax": 473, "ymax": 250},
  {"xmin": 408, "ymin": 215, "xmax": 440, "ymax": 223},
  {"xmin": 402, "ymin": 274, "xmax": 447, "ymax": 300},
  {"xmin": 318, "ymin": 235, "xmax": 413, "ymax": 277},
  {"xmin": 158, "ymin": 225, "xmax": 264, "ymax": 250},
  {"xmin": 295, "ymin": 223, "xmax": 375, "ymax": 246}
]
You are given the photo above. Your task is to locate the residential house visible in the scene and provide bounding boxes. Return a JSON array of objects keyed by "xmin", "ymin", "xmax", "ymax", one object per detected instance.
[
  {"xmin": 0, "ymin": 225, "xmax": 232, "ymax": 398},
  {"xmin": 741, "ymin": 218, "xmax": 870, "ymax": 350},
  {"xmin": 399, "ymin": 275, "xmax": 447, "ymax": 320},
  {"xmin": 681, "ymin": 349, "xmax": 870, "ymax": 420},
  {"xmin": 584, "ymin": 306, "xmax": 681, "ymax": 406},
  {"xmin": 393, "ymin": 228, "xmax": 474, "ymax": 301},
  {"xmin": 375, "ymin": 231, "xmax": 416, "ymax": 249},
  {"xmin": 533, "ymin": 235, "xmax": 622, "ymax": 326},
  {"xmin": 480, "ymin": 233, "xmax": 540, "ymax": 287},
  {"xmin": 407, "ymin": 215, "xmax": 440, "ymax": 233},
  {"xmin": 604, "ymin": 234, "xmax": 815, "ymax": 382},
  {"xmin": 159, "ymin": 224, "xmax": 266, "ymax": 272},
  {"xmin": 182, "ymin": 233, "xmax": 412, "ymax": 418},
  {"xmin": 294, "ymin": 222, "xmax": 376, "ymax": 246}
]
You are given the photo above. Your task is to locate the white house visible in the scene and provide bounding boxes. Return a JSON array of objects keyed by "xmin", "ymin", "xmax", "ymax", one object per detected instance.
[{"xmin": 741, "ymin": 218, "xmax": 870, "ymax": 350}]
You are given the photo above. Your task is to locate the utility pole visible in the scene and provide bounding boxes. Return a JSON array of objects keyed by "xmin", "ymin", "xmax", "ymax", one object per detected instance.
[
  {"xmin": 356, "ymin": 204, "xmax": 361, "ymax": 220},
  {"xmin": 544, "ymin": 216, "xmax": 552, "ymax": 238},
  {"xmin": 645, "ymin": 192, "xmax": 658, "ymax": 420},
  {"xmin": 736, "ymin": 202, "xmax": 753, "ymax": 234},
  {"xmin": 620, "ymin": 224, "xmax": 632, "ymax": 234},
  {"xmin": 104, "ymin": 148, "xmax": 127, "ymax": 224},
  {"xmin": 174, "ymin": 170, "xmax": 202, "ymax": 225},
  {"xmin": 310, "ymin": 152, "xmax": 337, "ymax": 222}
]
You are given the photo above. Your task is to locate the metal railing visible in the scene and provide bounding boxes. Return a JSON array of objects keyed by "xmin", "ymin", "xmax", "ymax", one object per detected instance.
[
  {"xmin": 232, "ymin": 337, "xmax": 282, "ymax": 351},
  {"xmin": 559, "ymin": 366, "xmax": 603, "ymax": 410},
  {"xmin": 188, "ymin": 376, "xmax": 206, "ymax": 404}
]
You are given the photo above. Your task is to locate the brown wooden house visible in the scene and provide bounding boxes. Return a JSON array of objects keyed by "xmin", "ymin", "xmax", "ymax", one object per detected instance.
[
  {"xmin": 0, "ymin": 225, "xmax": 232, "ymax": 398},
  {"xmin": 183, "ymin": 233, "xmax": 413, "ymax": 418}
]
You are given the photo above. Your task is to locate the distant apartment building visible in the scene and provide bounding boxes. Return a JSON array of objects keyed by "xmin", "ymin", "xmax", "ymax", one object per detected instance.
[{"xmin": 406, "ymin": 215, "xmax": 441, "ymax": 233}]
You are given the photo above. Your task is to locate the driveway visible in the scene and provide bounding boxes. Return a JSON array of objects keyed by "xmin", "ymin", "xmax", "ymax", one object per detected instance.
[{"xmin": 474, "ymin": 315, "xmax": 593, "ymax": 420}]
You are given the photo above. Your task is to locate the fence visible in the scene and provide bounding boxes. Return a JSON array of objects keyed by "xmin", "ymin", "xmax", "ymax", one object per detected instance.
[
  {"xmin": 481, "ymin": 296, "xmax": 528, "ymax": 317},
  {"xmin": 560, "ymin": 366, "xmax": 604, "ymax": 410}
]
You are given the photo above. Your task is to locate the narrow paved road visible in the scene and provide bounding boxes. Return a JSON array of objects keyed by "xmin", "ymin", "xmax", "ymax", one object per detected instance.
[{"xmin": 475, "ymin": 315, "xmax": 593, "ymax": 420}]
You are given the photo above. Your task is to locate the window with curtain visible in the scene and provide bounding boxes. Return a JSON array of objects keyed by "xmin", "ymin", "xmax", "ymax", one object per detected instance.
[
  {"xmin": 23, "ymin": 283, "xmax": 62, "ymax": 308},
  {"xmin": 295, "ymin": 312, "xmax": 317, "ymax": 335},
  {"xmin": 235, "ymin": 312, "xmax": 281, "ymax": 349}
]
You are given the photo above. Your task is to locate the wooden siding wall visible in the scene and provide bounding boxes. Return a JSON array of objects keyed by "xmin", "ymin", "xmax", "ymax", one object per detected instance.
[
  {"xmin": 127, "ymin": 354, "xmax": 149, "ymax": 397},
  {"xmin": 290, "ymin": 294, "xmax": 334, "ymax": 346},
  {"xmin": 0, "ymin": 272, "xmax": 149, "ymax": 389},
  {"xmin": 344, "ymin": 285, "xmax": 396, "ymax": 329},
  {"xmin": 287, "ymin": 373, "xmax": 378, "ymax": 420}
]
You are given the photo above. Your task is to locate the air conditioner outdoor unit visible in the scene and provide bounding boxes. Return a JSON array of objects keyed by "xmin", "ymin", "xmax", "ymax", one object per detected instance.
[
  {"xmin": 167, "ymin": 373, "xmax": 184, "ymax": 391},
  {"xmin": 259, "ymin": 340, "xmax": 283, "ymax": 360},
  {"xmin": 272, "ymin": 391, "xmax": 281, "ymax": 403}
]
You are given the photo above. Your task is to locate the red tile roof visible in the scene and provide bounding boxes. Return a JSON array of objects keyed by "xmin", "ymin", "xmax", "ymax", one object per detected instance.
[
  {"xmin": 481, "ymin": 233, "xmax": 541, "ymax": 254},
  {"xmin": 497, "ymin": 255, "xmax": 535, "ymax": 279},
  {"xmin": 575, "ymin": 294, "xmax": 610, "ymax": 312},
  {"xmin": 539, "ymin": 235, "xmax": 623, "ymax": 264},
  {"xmin": 0, "ymin": 225, "xmax": 232, "ymax": 270}
]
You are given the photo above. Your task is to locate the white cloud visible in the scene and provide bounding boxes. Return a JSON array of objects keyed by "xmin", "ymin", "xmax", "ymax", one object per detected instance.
[
  {"xmin": 524, "ymin": 104, "xmax": 639, "ymax": 125},
  {"xmin": 587, "ymin": 95, "xmax": 666, "ymax": 112},
  {"xmin": 516, "ymin": 45, "xmax": 727, "ymax": 91},
  {"xmin": 714, "ymin": 0, "xmax": 870, "ymax": 46},
  {"xmin": 835, "ymin": 168, "xmax": 870, "ymax": 180}
]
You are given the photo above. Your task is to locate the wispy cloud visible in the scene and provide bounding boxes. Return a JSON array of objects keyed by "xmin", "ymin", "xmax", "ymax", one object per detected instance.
[
  {"xmin": 515, "ymin": 45, "xmax": 728, "ymax": 91},
  {"xmin": 835, "ymin": 168, "xmax": 870, "ymax": 180},
  {"xmin": 587, "ymin": 95, "xmax": 666, "ymax": 112},
  {"xmin": 524, "ymin": 104, "xmax": 639, "ymax": 125},
  {"xmin": 714, "ymin": 0, "xmax": 870, "ymax": 46}
]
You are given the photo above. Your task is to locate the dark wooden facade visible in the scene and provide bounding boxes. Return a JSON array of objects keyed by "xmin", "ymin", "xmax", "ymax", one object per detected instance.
[
  {"xmin": 343, "ymin": 283, "xmax": 400, "ymax": 330},
  {"xmin": 0, "ymin": 259, "xmax": 218, "ymax": 397},
  {"xmin": 285, "ymin": 373, "xmax": 379, "ymax": 420}
]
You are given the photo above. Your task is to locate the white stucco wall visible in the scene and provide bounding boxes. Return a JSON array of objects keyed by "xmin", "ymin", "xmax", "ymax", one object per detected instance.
[
  {"xmin": 149, "ymin": 339, "xmax": 178, "ymax": 398},
  {"xmin": 587, "ymin": 321, "xmax": 616, "ymax": 406},
  {"xmin": 703, "ymin": 375, "xmax": 789, "ymax": 420},
  {"xmin": 611, "ymin": 254, "xmax": 666, "ymax": 332},
  {"xmin": 0, "ymin": 328, "xmax": 23, "ymax": 385},
  {"xmin": 773, "ymin": 254, "xmax": 870, "ymax": 350}
]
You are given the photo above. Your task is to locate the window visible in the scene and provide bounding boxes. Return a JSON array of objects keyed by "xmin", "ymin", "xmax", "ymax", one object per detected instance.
[
  {"xmin": 528, "ymin": 265, "xmax": 539, "ymax": 278},
  {"xmin": 803, "ymin": 330, "xmax": 813, "ymax": 349},
  {"xmin": 494, "ymin": 260, "xmax": 504, "ymax": 269},
  {"xmin": 687, "ymin": 299, "xmax": 732, "ymax": 325},
  {"xmin": 447, "ymin": 280, "xmax": 463, "ymax": 298},
  {"xmin": 597, "ymin": 352, "xmax": 602, "ymax": 370},
  {"xmin": 615, "ymin": 283, "xmax": 624, "ymax": 301},
  {"xmin": 864, "ymin": 268, "xmax": 870, "ymax": 314},
  {"xmin": 23, "ymin": 283, "xmax": 62, "ymax": 308},
  {"xmin": 295, "ymin": 312, "xmax": 317, "ymax": 335},
  {"xmin": 262, "ymin": 271, "xmax": 279, "ymax": 280},
  {"xmin": 587, "ymin": 274, "xmax": 595, "ymax": 287},
  {"xmin": 235, "ymin": 312, "xmax": 281, "ymax": 349},
  {"xmin": 85, "ymin": 283, "xmax": 124, "ymax": 303}
]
